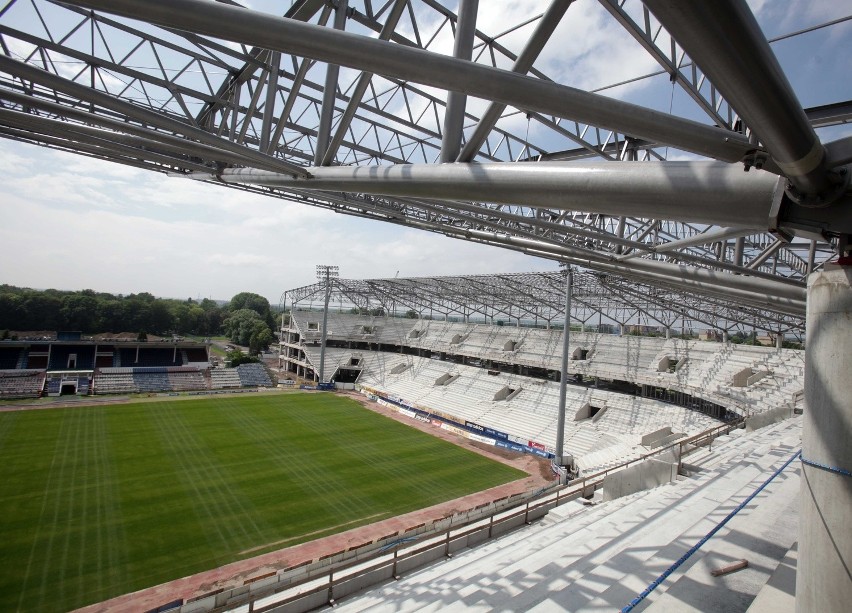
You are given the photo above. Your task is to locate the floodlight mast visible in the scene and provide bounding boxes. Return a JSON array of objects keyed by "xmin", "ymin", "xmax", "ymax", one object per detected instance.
[
  {"xmin": 316, "ymin": 265, "xmax": 339, "ymax": 384},
  {"xmin": 278, "ymin": 290, "xmax": 288, "ymax": 373},
  {"xmin": 555, "ymin": 266, "xmax": 572, "ymax": 477}
]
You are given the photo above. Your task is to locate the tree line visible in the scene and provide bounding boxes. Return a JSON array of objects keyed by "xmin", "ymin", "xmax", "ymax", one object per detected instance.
[{"xmin": 0, "ymin": 286, "xmax": 277, "ymax": 354}]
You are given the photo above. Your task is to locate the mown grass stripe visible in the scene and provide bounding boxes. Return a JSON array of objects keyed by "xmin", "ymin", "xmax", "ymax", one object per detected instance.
[
  {"xmin": 216, "ymin": 403, "xmax": 366, "ymax": 522},
  {"xmin": 31, "ymin": 409, "xmax": 79, "ymax": 610},
  {"xmin": 148, "ymin": 404, "xmax": 270, "ymax": 553},
  {"xmin": 148, "ymin": 405, "xmax": 242, "ymax": 552},
  {"xmin": 14, "ymin": 415, "xmax": 67, "ymax": 612},
  {"xmin": 54, "ymin": 408, "xmax": 85, "ymax": 608},
  {"xmin": 1, "ymin": 393, "xmax": 524, "ymax": 612},
  {"xmin": 0, "ymin": 411, "xmax": 20, "ymax": 453}
]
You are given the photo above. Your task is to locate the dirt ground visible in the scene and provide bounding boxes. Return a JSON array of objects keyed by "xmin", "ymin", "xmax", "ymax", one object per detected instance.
[{"xmin": 3, "ymin": 389, "xmax": 553, "ymax": 613}]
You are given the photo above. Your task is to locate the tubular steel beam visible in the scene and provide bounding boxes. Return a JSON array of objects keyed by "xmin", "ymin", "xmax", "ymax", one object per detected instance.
[
  {"xmin": 0, "ymin": 107, "xmax": 214, "ymax": 167},
  {"xmin": 439, "ymin": 0, "xmax": 478, "ymax": 163},
  {"xmin": 825, "ymin": 136, "xmax": 852, "ymax": 167},
  {"xmin": 457, "ymin": 0, "xmax": 574, "ymax": 162},
  {"xmin": 196, "ymin": 0, "xmax": 325, "ymax": 127},
  {"xmin": 314, "ymin": 0, "xmax": 348, "ymax": 166},
  {"xmin": 452, "ymin": 228, "xmax": 806, "ymax": 303},
  {"xmin": 64, "ymin": 0, "xmax": 755, "ymax": 163},
  {"xmin": 0, "ymin": 123, "xmax": 213, "ymax": 172},
  {"xmin": 321, "ymin": 0, "xmax": 407, "ymax": 166},
  {"xmin": 0, "ymin": 88, "xmax": 257, "ymax": 167},
  {"xmin": 616, "ymin": 226, "xmax": 758, "ymax": 261},
  {"xmin": 643, "ymin": 0, "xmax": 836, "ymax": 200},
  {"xmin": 552, "ymin": 255, "xmax": 806, "ymax": 316},
  {"xmin": 438, "ymin": 231, "xmax": 806, "ymax": 315},
  {"xmin": 202, "ymin": 161, "xmax": 781, "ymax": 228},
  {"xmin": 0, "ymin": 55, "xmax": 309, "ymax": 177},
  {"xmin": 599, "ymin": 0, "xmax": 730, "ymax": 129}
]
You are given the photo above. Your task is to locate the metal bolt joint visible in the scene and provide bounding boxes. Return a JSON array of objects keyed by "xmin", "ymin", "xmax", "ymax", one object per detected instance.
[{"xmin": 784, "ymin": 165, "xmax": 850, "ymax": 208}]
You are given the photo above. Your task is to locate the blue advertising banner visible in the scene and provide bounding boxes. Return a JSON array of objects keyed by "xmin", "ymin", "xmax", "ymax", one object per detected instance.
[
  {"xmin": 484, "ymin": 426, "xmax": 508, "ymax": 440},
  {"xmin": 373, "ymin": 392, "xmax": 552, "ymax": 458}
]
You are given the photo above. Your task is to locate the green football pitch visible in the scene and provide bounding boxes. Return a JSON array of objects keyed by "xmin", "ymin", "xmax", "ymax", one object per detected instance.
[{"xmin": 0, "ymin": 392, "xmax": 525, "ymax": 612}]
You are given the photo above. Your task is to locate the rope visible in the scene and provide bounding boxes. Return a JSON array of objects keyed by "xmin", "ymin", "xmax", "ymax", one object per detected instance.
[
  {"xmin": 621, "ymin": 448, "xmax": 801, "ymax": 612},
  {"xmin": 800, "ymin": 456, "xmax": 852, "ymax": 477}
]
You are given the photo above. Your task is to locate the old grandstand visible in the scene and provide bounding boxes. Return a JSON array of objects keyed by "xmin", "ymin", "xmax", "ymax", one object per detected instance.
[{"xmin": 0, "ymin": 337, "xmax": 273, "ymax": 398}]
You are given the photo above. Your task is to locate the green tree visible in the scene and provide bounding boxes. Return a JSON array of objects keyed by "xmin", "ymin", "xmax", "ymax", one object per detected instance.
[
  {"xmin": 223, "ymin": 309, "xmax": 271, "ymax": 347},
  {"xmin": 226, "ymin": 349, "xmax": 259, "ymax": 367},
  {"xmin": 249, "ymin": 327, "xmax": 274, "ymax": 355},
  {"xmin": 229, "ymin": 292, "xmax": 274, "ymax": 327},
  {"xmin": 60, "ymin": 293, "xmax": 98, "ymax": 331},
  {"xmin": 405, "ymin": 309, "xmax": 418, "ymax": 319}
]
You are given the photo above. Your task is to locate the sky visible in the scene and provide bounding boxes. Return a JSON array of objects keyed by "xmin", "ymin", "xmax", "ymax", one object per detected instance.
[{"xmin": 0, "ymin": 0, "xmax": 849, "ymax": 304}]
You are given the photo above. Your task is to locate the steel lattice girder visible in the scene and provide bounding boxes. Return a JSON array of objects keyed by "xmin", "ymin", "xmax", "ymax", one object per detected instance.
[
  {"xmin": 285, "ymin": 271, "xmax": 805, "ymax": 336},
  {"xmin": 0, "ymin": 0, "xmax": 850, "ymax": 333}
]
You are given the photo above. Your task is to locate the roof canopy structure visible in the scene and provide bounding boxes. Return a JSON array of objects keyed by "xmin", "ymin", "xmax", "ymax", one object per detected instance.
[
  {"xmin": 1, "ymin": 0, "xmax": 850, "ymax": 335},
  {"xmin": 285, "ymin": 270, "xmax": 805, "ymax": 336}
]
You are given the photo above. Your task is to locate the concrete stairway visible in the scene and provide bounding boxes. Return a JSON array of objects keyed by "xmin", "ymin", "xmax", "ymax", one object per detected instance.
[{"xmin": 333, "ymin": 417, "xmax": 802, "ymax": 613}]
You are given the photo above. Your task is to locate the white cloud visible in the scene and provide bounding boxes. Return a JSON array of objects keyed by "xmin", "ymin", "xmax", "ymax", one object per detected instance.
[
  {"xmin": 0, "ymin": 141, "xmax": 547, "ymax": 302},
  {"xmin": 209, "ymin": 253, "xmax": 274, "ymax": 267}
]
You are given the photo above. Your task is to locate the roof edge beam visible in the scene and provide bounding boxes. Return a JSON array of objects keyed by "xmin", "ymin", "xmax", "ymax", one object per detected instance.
[
  {"xmin": 197, "ymin": 161, "xmax": 780, "ymax": 228},
  {"xmin": 0, "ymin": 55, "xmax": 308, "ymax": 177}
]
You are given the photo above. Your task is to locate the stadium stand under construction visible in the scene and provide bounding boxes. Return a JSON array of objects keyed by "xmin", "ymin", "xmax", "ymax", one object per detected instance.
[{"xmin": 1, "ymin": 0, "xmax": 850, "ymax": 610}]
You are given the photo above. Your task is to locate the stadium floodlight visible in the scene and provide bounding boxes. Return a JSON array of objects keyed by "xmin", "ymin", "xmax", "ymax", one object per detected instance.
[
  {"xmin": 316, "ymin": 264, "xmax": 340, "ymax": 281},
  {"xmin": 316, "ymin": 265, "xmax": 339, "ymax": 384}
]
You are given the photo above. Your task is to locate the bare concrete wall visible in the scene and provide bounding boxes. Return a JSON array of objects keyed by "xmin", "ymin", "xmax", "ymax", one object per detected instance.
[
  {"xmin": 745, "ymin": 404, "xmax": 792, "ymax": 432},
  {"xmin": 602, "ymin": 459, "xmax": 677, "ymax": 502}
]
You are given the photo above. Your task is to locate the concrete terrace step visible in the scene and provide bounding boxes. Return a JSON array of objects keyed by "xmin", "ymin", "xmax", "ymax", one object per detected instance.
[{"xmin": 333, "ymin": 419, "xmax": 802, "ymax": 613}]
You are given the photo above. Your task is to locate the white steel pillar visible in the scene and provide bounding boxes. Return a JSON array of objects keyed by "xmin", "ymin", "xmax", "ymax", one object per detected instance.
[{"xmin": 555, "ymin": 267, "xmax": 572, "ymax": 466}]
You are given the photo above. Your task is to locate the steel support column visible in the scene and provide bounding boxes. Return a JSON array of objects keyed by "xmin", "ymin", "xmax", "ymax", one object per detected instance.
[
  {"xmin": 440, "ymin": 0, "xmax": 478, "ymax": 163},
  {"xmin": 314, "ymin": 0, "xmax": 348, "ymax": 166},
  {"xmin": 555, "ymin": 267, "xmax": 572, "ymax": 464}
]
